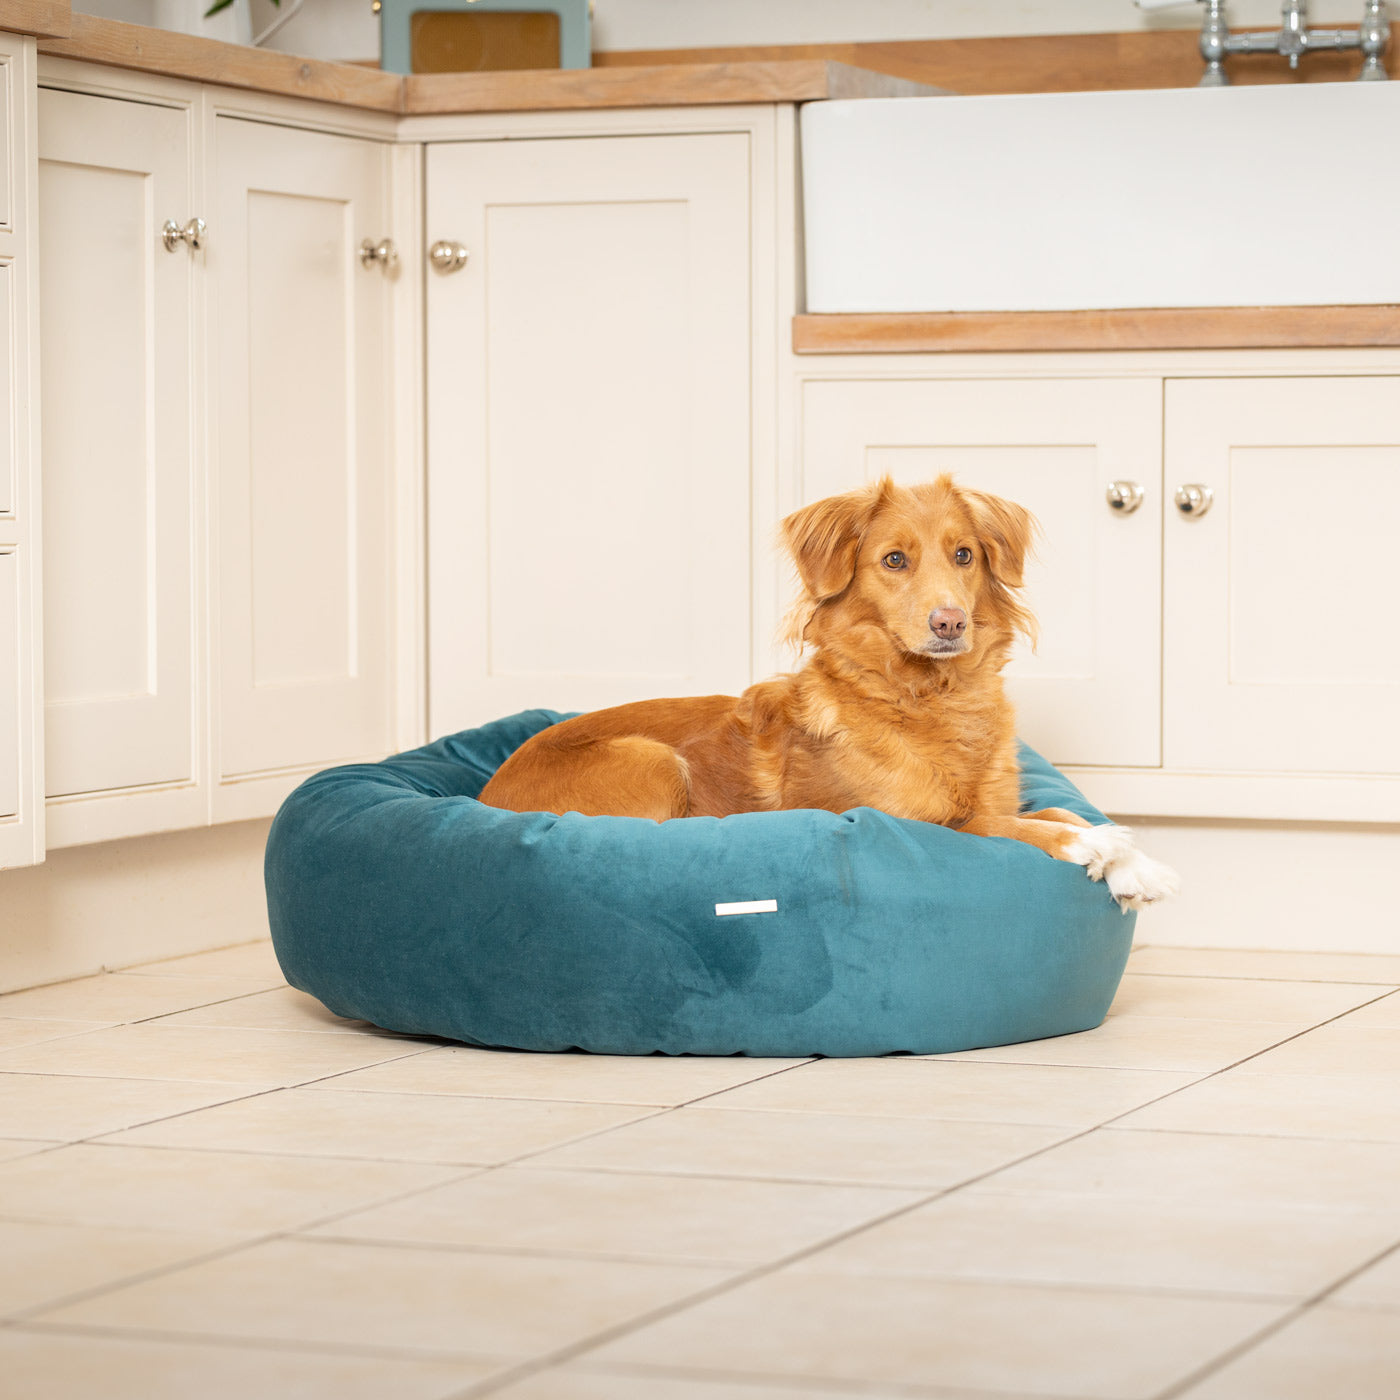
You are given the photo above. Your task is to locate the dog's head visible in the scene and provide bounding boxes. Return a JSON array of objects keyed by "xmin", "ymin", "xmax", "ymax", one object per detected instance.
[{"xmin": 781, "ymin": 474, "xmax": 1037, "ymax": 675}]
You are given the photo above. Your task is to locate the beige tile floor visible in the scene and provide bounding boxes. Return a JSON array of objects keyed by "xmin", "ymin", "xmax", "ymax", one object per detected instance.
[{"xmin": 1, "ymin": 940, "xmax": 1398, "ymax": 1400}]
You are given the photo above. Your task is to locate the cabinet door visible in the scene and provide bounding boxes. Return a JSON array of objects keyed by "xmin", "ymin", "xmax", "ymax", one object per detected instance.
[
  {"xmin": 38, "ymin": 89, "xmax": 198, "ymax": 801},
  {"xmin": 0, "ymin": 32, "xmax": 41, "ymax": 869},
  {"xmin": 426, "ymin": 133, "xmax": 752, "ymax": 732},
  {"xmin": 1165, "ymin": 377, "xmax": 1400, "ymax": 774},
  {"xmin": 801, "ymin": 378, "xmax": 1163, "ymax": 768},
  {"xmin": 212, "ymin": 118, "xmax": 394, "ymax": 780}
]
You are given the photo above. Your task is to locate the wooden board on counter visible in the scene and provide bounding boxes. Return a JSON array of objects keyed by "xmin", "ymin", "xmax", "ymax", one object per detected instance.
[
  {"xmin": 793, "ymin": 307, "xmax": 1400, "ymax": 355},
  {"xmin": 401, "ymin": 60, "xmax": 938, "ymax": 114}
]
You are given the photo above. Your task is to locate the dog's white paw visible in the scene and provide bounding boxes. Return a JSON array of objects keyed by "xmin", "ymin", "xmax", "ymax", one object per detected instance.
[
  {"xmin": 1064, "ymin": 823, "xmax": 1179, "ymax": 911},
  {"xmin": 1064, "ymin": 822, "xmax": 1138, "ymax": 881},
  {"xmin": 1105, "ymin": 849, "xmax": 1181, "ymax": 911}
]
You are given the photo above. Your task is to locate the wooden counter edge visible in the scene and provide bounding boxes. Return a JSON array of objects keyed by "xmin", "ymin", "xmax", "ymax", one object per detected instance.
[
  {"xmin": 402, "ymin": 59, "xmax": 943, "ymax": 115},
  {"xmin": 1, "ymin": 0, "xmax": 70, "ymax": 41},
  {"xmin": 37, "ymin": 13, "xmax": 401, "ymax": 111},
  {"xmin": 793, "ymin": 307, "xmax": 1400, "ymax": 354},
  {"xmin": 26, "ymin": 22, "xmax": 941, "ymax": 116}
]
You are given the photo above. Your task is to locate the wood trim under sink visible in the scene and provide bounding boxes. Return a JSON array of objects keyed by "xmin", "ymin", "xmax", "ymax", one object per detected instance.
[{"xmin": 793, "ymin": 307, "xmax": 1400, "ymax": 355}]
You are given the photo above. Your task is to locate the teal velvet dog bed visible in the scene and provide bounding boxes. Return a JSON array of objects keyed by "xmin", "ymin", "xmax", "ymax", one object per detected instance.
[{"xmin": 265, "ymin": 710, "xmax": 1134, "ymax": 1057}]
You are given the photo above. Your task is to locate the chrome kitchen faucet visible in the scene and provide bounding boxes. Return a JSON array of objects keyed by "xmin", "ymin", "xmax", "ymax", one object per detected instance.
[{"xmin": 1136, "ymin": 0, "xmax": 1389, "ymax": 84}]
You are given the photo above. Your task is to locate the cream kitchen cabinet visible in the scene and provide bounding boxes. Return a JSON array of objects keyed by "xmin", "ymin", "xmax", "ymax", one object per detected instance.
[
  {"xmin": 210, "ymin": 115, "xmax": 398, "ymax": 814},
  {"xmin": 795, "ymin": 364, "xmax": 1400, "ymax": 820},
  {"xmin": 799, "ymin": 376, "xmax": 1164, "ymax": 769},
  {"xmin": 38, "ymin": 86, "xmax": 203, "ymax": 844},
  {"xmin": 424, "ymin": 129, "xmax": 756, "ymax": 732},
  {"xmin": 1163, "ymin": 375, "xmax": 1400, "ymax": 778},
  {"xmin": 33, "ymin": 62, "xmax": 407, "ymax": 846},
  {"xmin": 0, "ymin": 30, "xmax": 42, "ymax": 870}
]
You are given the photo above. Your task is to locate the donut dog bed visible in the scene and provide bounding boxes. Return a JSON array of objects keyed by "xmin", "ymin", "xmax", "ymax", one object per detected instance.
[{"xmin": 265, "ymin": 710, "xmax": 1134, "ymax": 1057}]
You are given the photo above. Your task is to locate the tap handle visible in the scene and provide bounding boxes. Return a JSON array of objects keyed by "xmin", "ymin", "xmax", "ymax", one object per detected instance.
[{"xmin": 1359, "ymin": 0, "xmax": 1390, "ymax": 81}]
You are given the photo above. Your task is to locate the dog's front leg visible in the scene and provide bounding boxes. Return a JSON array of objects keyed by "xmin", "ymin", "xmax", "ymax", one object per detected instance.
[{"xmin": 958, "ymin": 813, "xmax": 1178, "ymax": 912}]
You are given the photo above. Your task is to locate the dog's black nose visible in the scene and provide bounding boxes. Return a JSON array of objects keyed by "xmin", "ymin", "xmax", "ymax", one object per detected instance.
[{"xmin": 929, "ymin": 608, "xmax": 966, "ymax": 640}]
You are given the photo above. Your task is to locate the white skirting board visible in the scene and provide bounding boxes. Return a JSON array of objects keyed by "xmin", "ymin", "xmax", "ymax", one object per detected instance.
[
  {"xmin": 0, "ymin": 819, "xmax": 272, "ymax": 993},
  {"xmin": 1113, "ymin": 817, "xmax": 1400, "ymax": 957}
]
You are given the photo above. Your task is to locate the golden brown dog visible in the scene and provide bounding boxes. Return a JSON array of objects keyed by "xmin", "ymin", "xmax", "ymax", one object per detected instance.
[{"xmin": 480, "ymin": 474, "xmax": 1177, "ymax": 909}]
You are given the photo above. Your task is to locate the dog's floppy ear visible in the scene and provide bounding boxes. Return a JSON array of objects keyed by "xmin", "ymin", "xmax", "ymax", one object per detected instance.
[
  {"xmin": 781, "ymin": 477, "xmax": 892, "ymax": 601},
  {"xmin": 963, "ymin": 488, "xmax": 1036, "ymax": 590}
]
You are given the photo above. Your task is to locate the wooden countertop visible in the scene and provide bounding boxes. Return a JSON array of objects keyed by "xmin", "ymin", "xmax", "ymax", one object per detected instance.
[
  {"xmin": 793, "ymin": 307, "xmax": 1400, "ymax": 355},
  {"xmin": 30, "ymin": 14, "xmax": 935, "ymax": 114},
  {"xmin": 0, "ymin": 0, "xmax": 71, "ymax": 41}
]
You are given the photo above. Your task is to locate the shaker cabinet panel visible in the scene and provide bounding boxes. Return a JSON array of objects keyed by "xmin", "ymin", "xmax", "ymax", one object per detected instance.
[
  {"xmin": 212, "ymin": 117, "xmax": 394, "ymax": 779},
  {"xmin": 800, "ymin": 377, "xmax": 1164, "ymax": 768},
  {"xmin": 38, "ymin": 89, "xmax": 197, "ymax": 800},
  {"xmin": 0, "ymin": 549, "xmax": 18, "ymax": 822},
  {"xmin": 425, "ymin": 132, "xmax": 753, "ymax": 732},
  {"xmin": 1164, "ymin": 376, "xmax": 1400, "ymax": 775},
  {"xmin": 0, "ymin": 263, "xmax": 12, "ymax": 517},
  {"xmin": 0, "ymin": 55, "xmax": 11, "ymax": 233}
]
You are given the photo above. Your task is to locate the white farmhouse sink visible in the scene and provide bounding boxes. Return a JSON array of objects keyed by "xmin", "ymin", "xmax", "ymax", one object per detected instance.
[{"xmin": 801, "ymin": 83, "xmax": 1400, "ymax": 313}]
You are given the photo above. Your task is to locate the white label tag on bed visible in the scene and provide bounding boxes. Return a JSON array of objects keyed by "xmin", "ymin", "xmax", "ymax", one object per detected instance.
[{"xmin": 715, "ymin": 899, "xmax": 778, "ymax": 917}]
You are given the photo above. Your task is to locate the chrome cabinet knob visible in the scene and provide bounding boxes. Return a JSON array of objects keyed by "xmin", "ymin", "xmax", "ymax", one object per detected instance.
[
  {"xmin": 359, "ymin": 237, "xmax": 399, "ymax": 272},
  {"xmin": 162, "ymin": 217, "xmax": 205, "ymax": 252},
  {"xmin": 429, "ymin": 239, "xmax": 469, "ymax": 274},
  {"xmin": 1105, "ymin": 480, "xmax": 1144, "ymax": 515},
  {"xmin": 1174, "ymin": 483, "xmax": 1215, "ymax": 519}
]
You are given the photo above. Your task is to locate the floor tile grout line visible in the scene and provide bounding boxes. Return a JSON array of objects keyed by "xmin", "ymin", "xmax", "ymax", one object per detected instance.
[
  {"xmin": 0, "ymin": 939, "xmax": 277, "ymax": 997},
  {"xmin": 1151, "ymin": 1236, "xmax": 1400, "ymax": 1399},
  {"xmin": 0, "ymin": 1042, "xmax": 449, "ymax": 1157},
  {"xmin": 6, "ymin": 1315, "xmax": 513, "ymax": 1369},
  {"xmin": 1127, "ymin": 969, "xmax": 1400, "ymax": 986},
  {"xmin": 0, "ymin": 984, "xmax": 291, "ymax": 1026},
  {"xmin": 270, "ymin": 1230, "xmax": 1336, "ymax": 1305},
  {"xmin": 2, "ymin": 1153, "xmax": 494, "ymax": 1328},
  {"xmin": 1083, "ymin": 982, "xmax": 1400, "ymax": 1136},
  {"xmin": 0, "ymin": 1050, "xmax": 812, "ymax": 1225},
  {"xmin": 1124, "ymin": 958, "xmax": 1400, "ymax": 988},
  {"xmin": 926, "ymin": 980, "xmax": 1400, "ymax": 1078},
  {"xmin": 564, "ymin": 1353, "xmax": 1139, "ymax": 1400}
]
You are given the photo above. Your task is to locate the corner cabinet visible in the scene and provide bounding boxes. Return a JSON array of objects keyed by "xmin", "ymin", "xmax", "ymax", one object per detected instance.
[
  {"xmin": 35, "ymin": 62, "xmax": 412, "ymax": 847},
  {"xmin": 424, "ymin": 128, "xmax": 758, "ymax": 732},
  {"xmin": 0, "ymin": 31, "xmax": 42, "ymax": 871}
]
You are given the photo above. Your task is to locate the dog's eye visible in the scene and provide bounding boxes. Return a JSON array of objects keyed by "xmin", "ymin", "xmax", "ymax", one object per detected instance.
[
  {"xmin": 954, "ymin": 547, "xmax": 974, "ymax": 566},
  {"xmin": 882, "ymin": 551, "xmax": 907, "ymax": 570}
]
